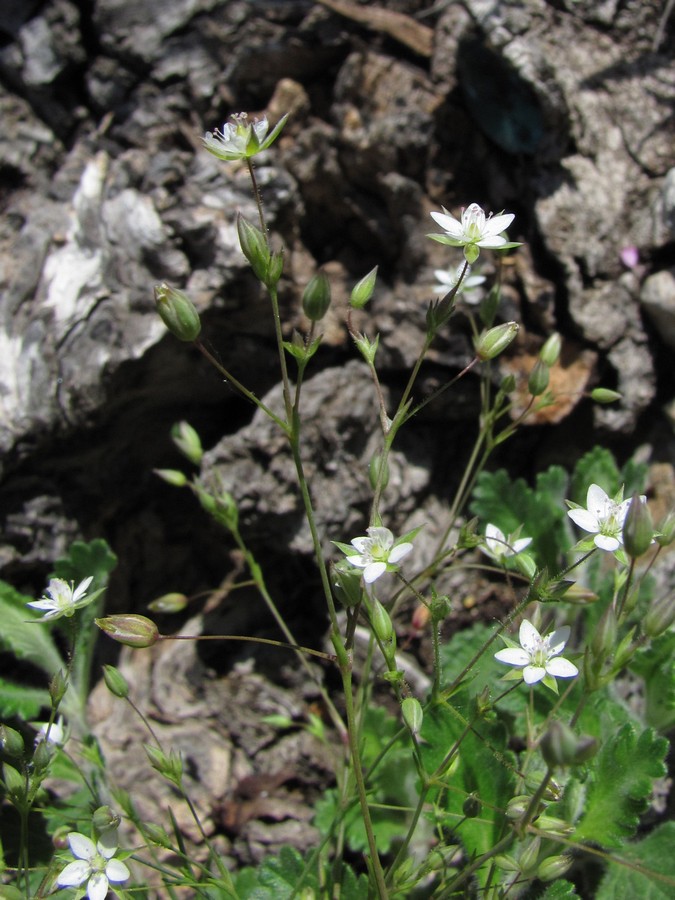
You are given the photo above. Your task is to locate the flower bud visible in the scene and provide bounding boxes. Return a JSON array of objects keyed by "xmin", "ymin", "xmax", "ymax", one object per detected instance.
[
  {"xmin": 96, "ymin": 614, "xmax": 159, "ymax": 648},
  {"xmin": 430, "ymin": 594, "xmax": 452, "ymax": 624},
  {"xmin": 622, "ymin": 493, "xmax": 654, "ymax": 558},
  {"xmin": 371, "ymin": 599, "xmax": 394, "ymax": 645},
  {"xmin": 267, "ymin": 249, "xmax": 284, "ymax": 287},
  {"xmin": 527, "ymin": 360, "xmax": 550, "ymax": 397},
  {"xmin": 539, "ymin": 333, "xmax": 562, "ymax": 366},
  {"xmin": 401, "ymin": 697, "xmax": 423, "ymax": 736},
  {"xmin": 505, "ymin": 795, "xmax": 531, "ymax": 819},
  {"xmin": 519, "ymin": 836, "xmax": 541, "ymax": 875},
  {"xmin": 540, "ymin": 720, "xmax": 597, "ymax": 768},
  {"xmin": 154, "ymin": 283, "xmax": 201, "ymax": 342},
  {"xmin": 0, "ymin": 725, "xmax": 24, "ymax": 758},
  {"xmin": 591, "ymin": 604, "xmax": 617, "ymax": 664},
  {"xmin": 236, "ymin": 214, "xmax": 271, "ymax": 283},
  {"xmin": 92, "ymin": 806, "xmax": 121, "ymax": 833},
  {"xmin": 32, "ymin": 738, "xmax": 53, "ymax": 772},
  {"xmin": 474, "ymin": 322, "xmax": 519, "ymax": 361},
  {"xmin": 515, "ymin": 552, "xmax": 537, "ymax": 580},
  {"xmin": 591, "ymin": 387, "xmax": 621, "ymax": 404},
  {"xmin": 302, "ymin": 272, "xmax": 331, "ymax": 322},
  {"xmin": 332, "ymin": 561, "xmax": 363, "ymax": 608},
  {"xmin": 535, "ymin": 814, "xmax": 575, "ymax": 836},
  {"xmin": 3, "ymin": 763, "xmax": 26, "ymax": 802},
  {"xmin": 479, "ymin": 283, "xmax": 501, "ymax": 326},
  {"xmin": 656, "ymin": 512, "xmax": 675, "ymax": 547},
  {"xmin": 353, "ymin": 332, "xmax": 379, "ymax": 366},
  {"xmin": 143, "ymin": 822, "xmax": 173, "ymax": 849},
  {"xmin": 171, "ymin": 421, "xmax": 203, "ymax": 465},
  {"xmin": 49, "ymin": 670, "xmax": 68, "ymax": 705},
  {"xmin": 499, "ymin": 373, "xmax": 516, "ymax": 394},
  {"xmin": 537, "ymin": 855, "xmax": 572, "ymax": 882},
  {"xmin": 147, "ymin": 592, "xmax": 189, "ymax": 614},
  {"xmin": 154, "ymin": 468, "xmax": 188, "ymax": 487},
  {"xmin": 644, "ymin": 593, "xmax": 675, "ymax": 638},
  {"xmin": 462, "ymin": 792, "xmax": 481, "ymax": 818},
  {"xmin": 350, "ymin": 266, "xmax": 378, "ymax": 309},
  {"xmin": 144, "ymin": 744, "xmax": 182, "ymax": 786},
  {"xmin": 562, "ymin": 583, "xmax": 598, "ymax": 605},
  {"xmin": 102, "ymin": 665, "xmax": 130, "ymax": 699},
  {"xmin": 368, "ymin": 453, "xmax": 389, "ymax": 491}
]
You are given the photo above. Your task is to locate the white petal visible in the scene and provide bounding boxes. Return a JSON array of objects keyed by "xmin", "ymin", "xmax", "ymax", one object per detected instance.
[
  {"xmin": 494, "ymin": 647, "xmax": 530, "ymax": 667},
  {"xmin": 484, "ymin": 213, "xmax": 514, "ymax": 235},
  {"xmin": 366, "ymin": 526, "xmax": 394, "ymax": 548},
  {"xmin": 594, "ymin": 533, "xmax": 620, "ymax": 552},
  {"xmin": 347, "ymin": 554, "xmax": 367, "ymax": 569},
  {"xmin": 350, "ymin": 537, "xmax": 369, "ymax": 553},
  {"xmin": 567, "ymin": 508, "xmax": 599, "ymax": 532},
  {"xmin": 430, "ymin": 210, "xmax": 463, "ymax": 237},
  {"xmin": 97, "ymin": 829, "xmax": 119, "ymax": 858},
  {"xmin": 547, "ymin": 626, "xmax": 570, "ymax": 656},
  {"xmin": 87, "ymin": 872, "xmax": 110, "ymax": 900},
  {"xmin": 546, "ymin": 657, "xmax": 578, "ymax": 678},
  {"xmin": 72, "ymin": 576, "xmax": 93, "ymax": 602},
  {"xmin": 587, "ymin": 483, "xmax": 610, "ymax": 513},
  {"xmin": 389, "ymin": 542, "xmax": 412, "ymax": 564},
  {"xmin": 68, "ymin": 833, "xmax": 97, "ymax": 861},
  {"xmin": 519, "ymin": 619, "xmax": 541, "ymax": 652},
  {"xmin": 476, "ymin": 235, "xmax": 507, "ymax": 248},
  {"xmin": 363, "ymin": 562, "xmax": 387, "ymax": 583},
  {"xmin": 26, "ymin": 599, "xmax": 56, "ymax": 610},
  {"xmin": 523, "ymin": 664, "xmax": 546, "ymax": 684},
  {"xmin": 57, "ymin": 860, "xmax": 91, "ymax": 887},
  {"xmin": 106, "ymin": 859, "xmax": 130, "ymax": 883},
  {"xmin": 511, "ymin": 537, "xmax": 532, "ymax": 554}
]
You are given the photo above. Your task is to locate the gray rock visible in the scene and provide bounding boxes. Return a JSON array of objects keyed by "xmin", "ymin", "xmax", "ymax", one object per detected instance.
[{"xmin": 641, "ymin": 268, "xmax": 675, "ymax": 350}]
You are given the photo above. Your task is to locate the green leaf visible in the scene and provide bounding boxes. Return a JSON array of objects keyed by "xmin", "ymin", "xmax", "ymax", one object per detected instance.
[
  {"xmin": 0, "ymin": 581, "xmax": 64, "ymax": 677},
  {"xmin": 420, "ymin": 697, "xmax": 515, "ymax": 887},
  {"xmin": 235, "ymin": 846, "xmax": 319, "ymax": 898},
  {"xmin": 569, "ymin": 447, "xmax": 620, "ymax": 505},
  {"xmin": 574, "ymin": 724, "xmax": 668, "ymax": 849},
  {"xmin": 596, "ymin": 822, "xmax": 675, "ymax": 898},
  {"xmin": 535, "ymin": 881, "xmax": 581, "ymax": 899},
  {"xmin": 629, "ymin": 631, "xmax": 675, "ymax": 732},
  {"xmin": 0, "ymin": 678, "xmax": 51, "ymax": 719},
  {"xmin": 53, "ymin": 538, "xmax": 117, "ymax": 586}
]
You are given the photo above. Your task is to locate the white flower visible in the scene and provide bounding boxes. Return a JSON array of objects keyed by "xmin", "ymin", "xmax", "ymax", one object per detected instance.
[
  {"xmin": 345, "ymin": 526, "xmax": 413, "ymax": 584},
  {"xmin": 429, "ymin": 202, "xmax": 515, "ymax": 262},
  {"xmin": 567, "ymin": 483, "xmax": 642, "ymax": 552},
  {"xmin": 480, "ymin": 524, "xmax": 532, "ymax": 562},
  {"xmin": 432, "ymin": 263, "xmax": 486, "ymax": 299},
  {"xmin": 203, "ymin": 111, "xmax": 288, "ymax": 161},
  {"xmin": 33, "ymin": 716, "xmax": 67, "ymax": 746},
  {"xmin": 57, "ymin": 830, "xmax": 130, "ymax": 900},
  {"xmin": 26, "ymin": 576, "xmax": 94, "ymax": 621},
  {"xmin": 495, "ymin": 619, "xmax": 578, "ymax": 688}
]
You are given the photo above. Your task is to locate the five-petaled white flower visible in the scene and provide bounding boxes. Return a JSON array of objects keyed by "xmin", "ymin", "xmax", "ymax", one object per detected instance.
[
  {"xmin": 495, "ymin": 619, "xmax": 578, "ymax": 690},
  {"xmin": 480, "ymin": 523, "xmax": 532, "ymax": 562},
  {"xmin": 26, "ymin": 576, "xmax": 94, "ymax": 621},
  {"xmin": 567, "ymin": 483, "xmax": 643, "ymax": 552},
  {"xmin": 203, "ymin": 111, "xmax": 288, "ymax": 161},
  {"xmin": 429, "ymin": 203, "xmax": 515, "ymax": 262},
  {"xmin": 432, "ymin": 262, "xmax": 486, "ymax": 299},
  {"xmin": 56, "ymin": 830, "xmax": 130, "ymax": 900},
  {"xmin": 33, "ymin": 715, "xmax": 67, "ymax": 746},
  {"xmin": 345, "ymin": 526, "xmax": 413, "ymax": 584}
]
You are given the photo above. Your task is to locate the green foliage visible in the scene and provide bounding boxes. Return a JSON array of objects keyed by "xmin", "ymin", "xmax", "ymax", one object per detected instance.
[
  {"xmin": 596, "ymin": 822, "xmax": 675, "ymax": 898},
  {"xmin": 0, "ymin": 679, "xmax": 50, "ymax": 719},
  {"xmin": 535, "ymin": 882, "xmax": 581, "ymax": 899},
  {"xmin": 569, "ymin": 446, "xmax": 647, "ymax": 506},
  {"xmin": 53, "ymin": 538, "xmax": 118, "ymax": 586},
  {"xmin": 0, "ymin": 581, "xmax": 63, "ymax": 678},
  {"xmin": 629, "ymin": 631, "xmax": 675, "ymax": 732},
  {"xmin": 574, "ymin": 724, "xmax": 668, "ymax": 849},
  {"xmin": 470, "ymin": 466, "xmax": 570, "ymax": 570},
  {"xmin": 233, "ymin": 846, "xmax": 368, "ymax": 899},
  {"xmin": 420, "ymin": 698, "xmax": 515, "ymax": 885},
  {"xmin": 314, "ymin": 706, "xmax": 417, "ymax": 854}
]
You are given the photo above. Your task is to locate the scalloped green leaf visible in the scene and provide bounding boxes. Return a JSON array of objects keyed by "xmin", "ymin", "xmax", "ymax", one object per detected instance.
[
  {"xmin": 569, "ymin": 447, "xmax": 620, "ymax": 505},
  {"xmin": 629, "ymin": 631, "xmax": 675, "ymax": 732},
  {"xmin": 596, "ymin": 822, "xmax": 675, "ymax": 898},
  {"xmin": 574, "ymin": 724, "xmax": 668, "ymax": 849},
  {"xmin": 53, "ymin": 538, "xmax": 117, "ymax": 586},
  {"xmin": 535, "ymin": 881, "xmax": 581, "ymax": 899},
  {"xmin": 0, "ymin": 582, "xmax": 63, "ymax": 677},
  {"xmin": 0, "ymin": 678, "xmax": 50, "ymax": 719},
  {"xmin": 235, "ymin": 846, "xmax": 319, "ymax": 898}
]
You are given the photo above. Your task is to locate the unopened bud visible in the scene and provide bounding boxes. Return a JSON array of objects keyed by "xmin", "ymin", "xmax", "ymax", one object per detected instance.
[
  {"xmin": 591, "ymin": 604, "xmax": 617, "ymax": 663},
  {"xmin": 515, "ymin": 552, "xmax": 537, "ymax": 580},
  {"xmin": 0, "ymin": 725, "xmax": 24, "ymax": 758},
  {"xmin": 541, "ymin": 720, "xmax": 597, "ymax": 768},
  {"xmin": 49, "ymin": 670, "xmax": 67, "ymax": 705},
  {"xmin": 371, "ymin": 599, "xmax": 394, "ymax": 645},
  {"xmin": 236, "ymin": 214, "xmax": 270, "ymax": 283},
  {"xmin": 562, "ymin": 583, "xmax": 598, "ymax": 605},
  {"xmin": 353, "ymin": 332, "xmax": 379, "ymax": 366},
  {"xmin": 368, "ymin": 453, "xmax": 389, "ymax": 491},
  {"xmin": 92, "ymin": 806, "xmax": 121, "ymax": 833},
  {"xmin": 539, "ymin": 333, "xmax": 562, "ymax": 366},
  {"xmin": 143, "ymin": 822, "xmax": 173, "ymax": 848},
  {"xmin": 644, "ymin": 593, "xmax": 675, "ymax": 638},
  {"xmin": 267, "ymin": 249, "xmax": 284, "ymax": 287},
  {"xmin": 401, "ymin": 697, "xmax": 423, "ymax": 736},
  {"xmin": 519, "ymin": 836, "xmax": 541, "ymax": 875},
  {"xmin": 535, "ymin": 814, "xmax": 575, "ymax": 836},
  {"xmin": 591, "ymin": 387, "xmax": 621, "ymax": 404},
  {"xmin": 622, "ymin": 493, "xmax": 654, "ymax": 558},
  {"xmin": 656, "ymin": 512, "xmax": 675, "ymax": 547},
  {"xmin": 528, "ymin": 360, "xmax": 550, "ymax": 397},
  {"xmin": 506, "ymin": 795, "xmax": 531, "ymax": 819},
  {"xmin": 154, "ymin": 283, "xmax": 201, "ymax": 342},
  {"xmin": 475, "ymin": 322, "xmax": 519, "ymax": 361},
  {"xmin": 350, "ymin": 266, "xmax": 378, "ymax": 309},
  {"xmin": 302, "ymin": 272, "xmax": 331, "ymax": 322},
  {"xmin": 154, "ymin": 468, "xmax": 188, "ymax": 487},
  {"xmin": 147, "ymin": 592, "xmax": 189, "ymax": 614},
  {"xmin": 537, "ymin": 855, "xmax": 573, "ymax": 882},
  {"xmin": 499, "ymin": 373, "xmax": 516, "ymax": 394},
  {"xmin": 96, "ymin": 614, "xmax": 159, "ymax": 648},
  {"xmin": 33, "ymin": 738, "xmax": 53, "ymax": 772},
  {"xmin": 332, "ymin": 561, "xmax": 363, "ymax": 608},
  {"xmin": 144, "ymin": 744, "xmax": 182, "ymax": 786},
  {"xmin": 171, "ymin": 421, "xmax": 203, "ymax": 465},
  {"xmin": 102, "ymin": 665, "xmax": 129, "ymax": 699},
  {"xmin": 462, "ymin": 793, "xmax": 481, "ymax": 818}
]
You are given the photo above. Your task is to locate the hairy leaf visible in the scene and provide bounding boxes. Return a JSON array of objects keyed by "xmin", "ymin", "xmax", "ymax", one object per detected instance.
[
  {"xmin": 574, "ymin": 724, "xmax": 668, "ymax": 849},
  {"xmin": 630, "ymin": 631, "xmax": 675, "ymax": 732},
  {"xmin": 596, "ymin": 822, "xmax": 675, "ymax": 898},
  {"xmin": 0, "ymin": 582, "xmax": 63, "ymax": 677},
  {"xmin": 0, "ymin": 678, "xmax": 50, "ymax": 719}
]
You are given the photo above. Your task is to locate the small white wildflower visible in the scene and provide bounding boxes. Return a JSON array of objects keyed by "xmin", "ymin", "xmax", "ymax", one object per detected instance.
[
  {"xmin": 56, "ymin": 830, "xmax": 130, "ymax": 900},
  {"xmin": 432, "ymin": 262, "xmax": 486, "ymax": 299},
  {"xmin": 567, "ymin": 483, "xmax": 643, "ymax": 552},
  {"xmin": 429, "ymin": 202, "xmax": 515, "ymax": 262},
  {"xmin": 33, "ymin": 716, "xmax": 67, "ymax": 747},
  {"xmin": 495, "ymin": 619, "xmax": 578, "ymax": 690},
  {"xmin": 480, "ymin": 524, "xmax": 532, "ymax": 562},
  {"xmin": 202, "ymin": 111, "xmax": 288, "ymax": 161},
  {"xmin": 26, "ymin": 576, "xmax": 94, "ymax": 621},
  {"xmin": 345, "ymin": 526, "xmax": 413, "ymax": 584}
]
